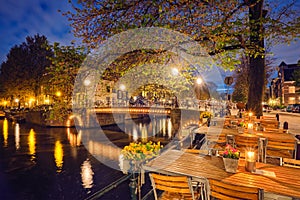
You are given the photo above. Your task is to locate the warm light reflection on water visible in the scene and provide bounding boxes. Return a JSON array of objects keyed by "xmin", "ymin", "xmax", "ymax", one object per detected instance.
[
  {"xmin": 15, "ymin": 123, "xmax": 20, "ymax": 150},
  {"xmin": 81, "ymin": 159, "xmax": 94, "ymax": 189},
  {"xmin": 67, "ymin": 128, "xmax": 82, "ymax": 147},
  {"xmin": 125, "ymin": 117, "xmax": 173, "ymax": 141},
  {"xmin": 54, "ymin": 141, "xmax": 64, "ymax": 173},
  {"xmin": 167, "ymin": 119, "xmax": 172, "ymax": 138},
  {"xmin": 132, "ymin": 126, "xmax": 138, "ymax": 142},
  {"xmin": 28, "ymin": 129, "xmax": 36, "ymax": 161},
  {"xmin": 141, "ymin": 124, "xmax": 147, "ymax": 142},
  {"xmin": 3, "ymin": 118, "xmax": 8, "ymax": 147}
]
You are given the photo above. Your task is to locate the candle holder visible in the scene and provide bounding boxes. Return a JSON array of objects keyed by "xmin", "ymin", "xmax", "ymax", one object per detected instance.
[
  {"xmin": 245, "ymin": 151, "xmax": 256, "ymax": 172},
  {"xmin": 247, "ymin": 123, "xmax": 254, "ymax": 134}
]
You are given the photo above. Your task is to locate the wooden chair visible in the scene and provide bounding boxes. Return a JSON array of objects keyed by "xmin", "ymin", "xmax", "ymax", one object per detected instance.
[
  {"xmin": 266, "ymin": 138, "xmax": 296, "ymax": 159},
  {"xmin": 235, "ymin": 135, "xmax": 259, "ymax": 159},
  {"xmin": 282, "ymin": 158, "xmax": 300, "ymax": 168},
  {"xmin": 149, "ymin": 173, "xmax": 200, "ymax": 200},
  {"xmin": 209, "ymin": 179, "xmax": 264, "ymax": 200}
]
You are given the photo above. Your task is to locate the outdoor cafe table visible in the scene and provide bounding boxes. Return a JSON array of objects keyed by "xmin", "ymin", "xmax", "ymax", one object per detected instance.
[
  {"xmin": 144, "ymin": 149, "xmax": 300, "ymax": 198},
  {"xmin": 208, "ymin": 126, "xmax": 298, "ymax": 143}
]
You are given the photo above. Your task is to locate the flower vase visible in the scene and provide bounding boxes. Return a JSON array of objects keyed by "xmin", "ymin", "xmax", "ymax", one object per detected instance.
[{"xmin": 223, "ymin": 157, "xmax": 239, "ymax": 173}]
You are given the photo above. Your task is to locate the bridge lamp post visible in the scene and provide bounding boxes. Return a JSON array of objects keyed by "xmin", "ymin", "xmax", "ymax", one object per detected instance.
[
  {"xmin": 196, "ymin": 77, "xmax": 203, "ymax": 109},
  {"xmin": 15, "ymin": 98, "xmax": 20, "ymax": 109},
  {"xmin": 83, "ymin": 79, "xmax": 91, "ymax": 107},
  {"xmin": 119, "ymin": 84, "xmax": 126, "ymax": 106}
]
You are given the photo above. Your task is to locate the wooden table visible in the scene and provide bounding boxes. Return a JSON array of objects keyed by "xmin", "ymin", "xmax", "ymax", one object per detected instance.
[{"xmin": 144, "ymin": 150, "xmax": 300, "ymax": 198}]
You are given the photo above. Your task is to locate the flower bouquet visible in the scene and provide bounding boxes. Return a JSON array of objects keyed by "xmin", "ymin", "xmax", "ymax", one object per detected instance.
[
  {"xmin": 200, "ymin": 111, "xmax": 212, "ymax": 119},
  {"xmin": 223, "ymin": 144, "xmax": 240, "ymax": 173},
  {"xmin": 119, "ymin": 141, "xmax": 162, "ymax": 174}
]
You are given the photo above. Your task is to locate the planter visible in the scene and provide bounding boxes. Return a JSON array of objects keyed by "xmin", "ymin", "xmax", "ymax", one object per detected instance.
[{"xmin": 223, "ymin": 157, "xmax": 239, "ymax": 173}]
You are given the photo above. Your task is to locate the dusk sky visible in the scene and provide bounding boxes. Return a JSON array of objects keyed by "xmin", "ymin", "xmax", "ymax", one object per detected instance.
[{"xmin": 0, "ymin": 0, "xmax": 299, "ymax": 67}]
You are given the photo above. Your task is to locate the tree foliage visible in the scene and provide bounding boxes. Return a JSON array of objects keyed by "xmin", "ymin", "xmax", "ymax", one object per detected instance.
[
  {"xmin": 65, "ymin": 0, "xmax": 300, "ymax": 116},
  {"xmin": 65, "ymin": 0, "xmax": 299, "ymax": 64},
  {"xmin": 0, "ymin": 34, "xmax": 53, "ymax": 105},
  {"xmin": 232, "ymin": 55, "xmax": 249, "ymax": 103}
]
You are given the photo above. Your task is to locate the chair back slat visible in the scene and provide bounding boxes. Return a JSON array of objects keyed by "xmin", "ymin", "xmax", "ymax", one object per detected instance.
[
  {"xmin": 282, "ymin": 158, "xmax": 300, "ymax": 168},
  {"xmin": 235, "ymin": 135, "xmax": 258, "ymax": 149},
  {"xmin": 209, "ymin": 179, "xmax": 263, "ymax": 200},
  {"xmin": 149, "ymin": 173, "xmax": 195, "ymax": 200},
  {"xmin": 266, "ymin": 138, "xmax": 296, "ymax": 158},
  {"xmin": 267, "ymin": 141, "xmax": 295, "ymax": 151}
]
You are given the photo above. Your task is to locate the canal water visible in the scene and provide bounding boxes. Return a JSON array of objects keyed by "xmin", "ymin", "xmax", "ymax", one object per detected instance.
[{"xmin": 0, "ymin": 116, "xmax": 174, "ymax": 200}]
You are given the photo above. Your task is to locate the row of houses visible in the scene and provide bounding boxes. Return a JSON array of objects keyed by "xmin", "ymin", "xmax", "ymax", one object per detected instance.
[{"xmin": 270, "ymin": 60, "xmax": 300, "ymax": 106}]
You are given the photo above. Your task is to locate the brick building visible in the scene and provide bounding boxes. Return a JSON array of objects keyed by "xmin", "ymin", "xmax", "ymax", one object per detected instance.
[{"xmin": 270, "ymin": 60, "xmax": 300, "ymax": 106}]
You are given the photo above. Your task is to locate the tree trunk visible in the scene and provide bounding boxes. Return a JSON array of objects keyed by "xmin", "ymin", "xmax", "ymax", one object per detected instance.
[{"xmin": 247, "ymin": 0, "xmax": 265, "ymax": 118}]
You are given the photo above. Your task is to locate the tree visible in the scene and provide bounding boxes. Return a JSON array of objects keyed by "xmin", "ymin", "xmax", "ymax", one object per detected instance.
[
  {"xmin": 46, "ymin": 43, "xmax": 86, "ymax": 121},
  {"xmin": 232, "ymin": 52, "xmax": 275, "ymax": 103},
  {"xmin": 0, "ymin": 34, "xmax": 52, "ymax": 106},
  {"xmin": 232, "ymin": 55, "xmax": 250, "ymax": 103},
  {"xmin": 65, "ymin": 0, "xmax": 300, "ymax": 116}
]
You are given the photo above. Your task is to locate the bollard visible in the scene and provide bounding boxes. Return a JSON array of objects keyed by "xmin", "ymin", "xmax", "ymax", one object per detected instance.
[
  {"xmin": 207, "ymin": 117, "xmax": 211, "ymax": 127},
  {"xmin": 283, "ymin": 121, "xmax": 288, "ymax": 133},
  {"xmin": 276, "ymin": 113, "xmax": 279, "ymax": 121}
]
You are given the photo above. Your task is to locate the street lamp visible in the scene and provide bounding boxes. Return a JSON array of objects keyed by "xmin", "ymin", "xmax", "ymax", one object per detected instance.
[
  {"xmin": 196, "ymin": 77, "xmax": 203, "ymax": 109},
  {"xmin": 15, "ymin": 98, "xmax": 20, "ymax": 109},
  {"xmin": 84, "ymin": 79, "xmax": 91, "ymax": 106},
  {"xmin": 84, "ymin": 79, "xmax": 91, "ymax": 87},
  {"xmin": 171, "ymin": 68, "xmax": 179, "ymax": 76},
  {"xmin": 56, "ymin": 91, "xmax": 62, "ymax": 97},
  {"xmin": 119, "ymin": 84, "xmax": 126, "ymax": 91},
  {"xmin": 196, "ymin": 77, "xmax": 203, "ymax": 85}
]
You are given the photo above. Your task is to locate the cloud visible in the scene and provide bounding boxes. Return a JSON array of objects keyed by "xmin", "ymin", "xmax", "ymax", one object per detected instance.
[{"xmin": 0, "ymin": 0, "xmax": 77, "ymax": 63}]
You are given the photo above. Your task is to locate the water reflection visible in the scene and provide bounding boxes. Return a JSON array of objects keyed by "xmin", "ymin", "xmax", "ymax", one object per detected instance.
[
  {"xmin": 67, "ymin": 128, "xmax": 82, "ymax": 147},
  {"xmin": 3, "ymin": 118, "xmax": 8, "ymax": 147},
  {"xmin": 15, "ymin": 123, "xmax": 20, "ymax": 150},
  {"xmin": 81, "ymin": 159, "xmax": 94, "ymax": 189},
  {"xmin": 54, "ymin": 141, "xmax": 64, "ymax": 173},
  {"xmin": 132, "ymin": 126, "xmax": 138, "ymax": 142},
  {"xmin": 167, "ymin": 119, "xmax": 172, "ymax": 138},
  {"xmin": 28, "ymin": 129, "xmax": 36, "ymax": 161},
  {"xmin": 125, "ymin": 117, "xmax": 173, "ymax": 142}
]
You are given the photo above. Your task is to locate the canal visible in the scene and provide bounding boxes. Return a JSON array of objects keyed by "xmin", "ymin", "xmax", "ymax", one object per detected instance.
[{"xmin": 0, "ymin": 116, "xmax": 175, "ymax": 200}]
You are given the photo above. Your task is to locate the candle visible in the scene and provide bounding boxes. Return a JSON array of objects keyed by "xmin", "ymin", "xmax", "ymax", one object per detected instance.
[
  {"xmin": 245, "ymin": 151, "xmax": 256, "ymax": 172},
  {"xmin": 246, "ymin": 151, "xmax": 255, "ymax": 162},
  {"xmin": 248, "ymin": 123, "xmax": 253, "ymax": 133}
]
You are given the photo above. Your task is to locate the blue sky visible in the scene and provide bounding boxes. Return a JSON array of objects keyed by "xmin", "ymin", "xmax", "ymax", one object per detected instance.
[
  {"xmin": 0, "ymin": 0, "xmax": 299, "ymax": 67},
  {"xmin": 0, "ymin": 0, "xmax": 76, "ymax": 63}
]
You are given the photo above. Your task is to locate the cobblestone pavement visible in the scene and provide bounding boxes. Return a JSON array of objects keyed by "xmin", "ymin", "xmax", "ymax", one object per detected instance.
[{"xmin": 266, "ymin": 111, "xmax": 300, "ymax": 135}]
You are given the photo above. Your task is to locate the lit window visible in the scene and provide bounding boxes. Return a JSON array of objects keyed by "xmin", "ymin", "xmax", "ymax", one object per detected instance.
[
  {"xmin": 288, "ymin": 86, "xmax": 295, "ymax": 93},
  {"xmin": 288, "ymin": 97, "xmax": 296, "ymax": 104}
]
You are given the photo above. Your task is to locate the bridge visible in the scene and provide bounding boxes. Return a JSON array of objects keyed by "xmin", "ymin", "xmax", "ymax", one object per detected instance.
[
  {"xmin": 25, "ymin": 106, "xmax": 203, "ymax": 129},
  {"xmin": 94, "ymin": 107, "xmax": 172, "ymax": 115},
  {"xmin": 91, "ymin": 107, "xmax": 202, "ymax": 130}
]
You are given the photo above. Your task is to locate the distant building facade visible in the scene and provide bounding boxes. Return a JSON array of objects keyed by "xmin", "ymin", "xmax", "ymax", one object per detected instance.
[{"xmin": 270, "ymin": 60, "xmax": 300, "ymax": 106}]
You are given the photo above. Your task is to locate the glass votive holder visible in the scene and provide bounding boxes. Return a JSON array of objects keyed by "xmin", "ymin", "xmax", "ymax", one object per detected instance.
[
  {"xmin": 248, "ymin": 123, "xmax": 254, "ymax": 133},
  {"xmin": 245, "ymin": 151, "xmax": 256, "ymax": 172}
]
